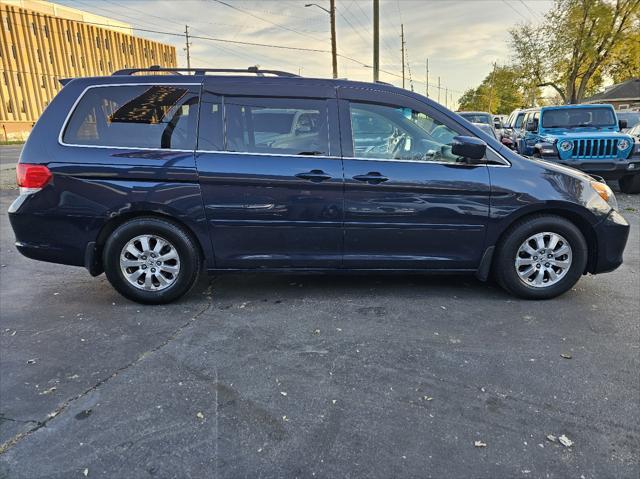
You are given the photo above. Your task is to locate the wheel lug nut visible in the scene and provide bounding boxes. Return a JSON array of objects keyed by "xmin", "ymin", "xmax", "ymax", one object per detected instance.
[
  {"xmin": 151, "ymin": 253, "xmax": 155, "ymax": 258},
  {"xmin": 548, "ymin": 254, "xmax": 553, "ymax": 258},
  {"xmin": 151, "ymin": 268, "xmax": 156, "ymax": 273},
  {"xmin": 545, "ymin": 263, "xmax": 550, "ymax": 267},
  {"xmin": 141, "ymin": 255, "xmax": 146, "ymax": 260},
  {"xmin": 141, "ymin": 265, "xmax": 147, "ymax": 269},
  {"xmin": 157, "ymin": 261, "xmax": 162, "ymax": 266},
  {"xmin": 536, "ymin": 264, "xmax": 541, "ymax": 268},
  {"xmin": 533, "ymin": 256, "xmax": 538, "ymax": 260}
]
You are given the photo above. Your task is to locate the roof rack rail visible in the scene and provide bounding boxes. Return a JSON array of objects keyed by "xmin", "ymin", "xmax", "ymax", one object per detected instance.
[{"xmin": 112, "ymin": 65, "xmax": 300, "ymax": 77}]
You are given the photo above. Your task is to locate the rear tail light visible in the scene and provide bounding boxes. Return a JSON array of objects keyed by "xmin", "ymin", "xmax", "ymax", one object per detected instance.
[{"xmin": 16, "ymin": 164, "xmax": 52, "ymax": 194}]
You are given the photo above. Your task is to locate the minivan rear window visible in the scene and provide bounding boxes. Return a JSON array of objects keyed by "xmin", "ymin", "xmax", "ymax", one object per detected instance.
[{"xmin": 62, "ymin": 85, "xmax": 199, "ymax": 150}]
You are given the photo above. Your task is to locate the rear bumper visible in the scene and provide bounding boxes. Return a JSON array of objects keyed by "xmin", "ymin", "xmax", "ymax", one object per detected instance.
[
  {"xmin": 8, "ymin": 194, "xmax": 102, "ymax": 268},
  {"xmin": 591, "ymin": 209, "xmax": 630, "ymax": 274},
  {"xmin": 542, "ymin": 155, "xmax": 640, "ymax": 180}
]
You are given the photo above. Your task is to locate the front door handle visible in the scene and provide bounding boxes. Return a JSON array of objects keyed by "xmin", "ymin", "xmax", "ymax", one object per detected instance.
[
  {"xmin": 295, "ymin": 170, "xmax": 332, "ymax": 182},
  {"xmin": 353, "ymin": 172, "xmax": 389, "ymax": 184}
]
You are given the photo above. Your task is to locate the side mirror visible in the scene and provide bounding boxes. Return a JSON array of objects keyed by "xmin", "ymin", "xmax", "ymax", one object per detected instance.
[
  {"xmin": 451, "ymin": 135, "xmax": 487, "ymax": 161},
  {"xmin": 525, "ymin": 119, "xmax": 537, "ymax": 132},
  {"xmin": 619, "ymin": 119, "xmax": 627, "ymax": 129},
  {"xmin": 494, "ymin": 121, "xmax": 502, "ymax": 130}
]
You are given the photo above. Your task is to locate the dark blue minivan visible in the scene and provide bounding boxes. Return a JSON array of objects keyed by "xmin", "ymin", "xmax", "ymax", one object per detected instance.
[{"xmin": 8, "ymin": 67, "xmax": 630, "ymax": 304}]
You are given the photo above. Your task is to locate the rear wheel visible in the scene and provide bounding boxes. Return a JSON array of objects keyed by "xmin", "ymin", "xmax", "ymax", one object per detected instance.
[
  {"xmin": 103, "ymin": 218, "xmax": 201, "ymax": 304},
  {"xmin": 494, "ymin": 215, "xmax": 588, "ymax": 299},
  {"xmin": 619, "ymin": 174, "xmax": 640, "ymax": 194}
]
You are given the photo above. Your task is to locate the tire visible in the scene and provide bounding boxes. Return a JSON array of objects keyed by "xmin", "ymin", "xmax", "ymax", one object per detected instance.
[
  {"xmin": 494, "ymin": 215, "xmax": 588, "ymax": 300},
  {"xmin": 103, "ymin": 217, "xmax": 201, "ymax": 304},
  {"xmin": 619, "ymin": 174, "xmax": 640, "ymax": 194}
]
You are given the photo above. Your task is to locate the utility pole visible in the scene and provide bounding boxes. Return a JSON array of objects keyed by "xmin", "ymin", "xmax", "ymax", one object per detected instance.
[
  {"xmin": 437, "ymin": 76, "xmax": 441, "ymax": 104},
  {"xmin": 445, "ymin": 87, "xmax": 448, "ymax": 108},
  {"xmin": 425, "ymin": 58, "xmax": 429, "ymax": 97},
  {"xmin": 330, "ymin": 0, "xmax": 338, "ymax": 78},
  {"xmin": 488, "ymin": 61, "xmax": 497, "ymax": 113},
  {"xmin": 306, "ymin": 2, "xmax": 337, "ymax": 78},
  {"xmin": 373, "ymin": 0, "xmax": 379, "ymax": 82},
  {"xmin": 184, "ymin": 25, "xmax": 191, "ymax": 70},
  {"xmin": 400, "ymin": 24, "xmax": 405, "ymax": 89}
]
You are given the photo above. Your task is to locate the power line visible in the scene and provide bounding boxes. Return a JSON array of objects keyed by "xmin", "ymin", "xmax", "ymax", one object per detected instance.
[
  {"xmin": 1, "ymin": 6, "xmax": 465, "ymax": 97},
  {"xmin": 501, "ymin": 0, "xmax": 530, "ymax": 22},
  {"xmin": 208, "ymin": 0, "xmax": 326, "ymax": 42}
]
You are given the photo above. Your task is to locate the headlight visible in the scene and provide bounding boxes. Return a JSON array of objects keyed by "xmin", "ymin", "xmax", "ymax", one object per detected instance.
[
  {"xmin": 617, "ymin": 139, "xmax": 630, "ymax": 150},
  {"xmin": 591, "ymin": 181, "xmax": 618, "ymax": 210},
  {"xmin": 559, "ymin": 140, "xmax": 573, "ymax": 152}
]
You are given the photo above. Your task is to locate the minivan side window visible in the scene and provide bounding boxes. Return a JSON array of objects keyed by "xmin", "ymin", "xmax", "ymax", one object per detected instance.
[
  {"xmin": 349, "ymin": 102, "xmax": 465, "ymax": 163},
  {"xmin": 62, "ymin": 85, "xmax": 199, "ymax": 150},
  {"xmin": 224, "ymin": 97, "xmax": 330, "ymax": 156}
]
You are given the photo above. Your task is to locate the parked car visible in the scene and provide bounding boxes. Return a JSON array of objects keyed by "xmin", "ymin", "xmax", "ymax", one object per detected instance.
[
  {"xmin": 501, "ymin": 108, "xmax": 533, "ymax": 150},
  {"xmin": 472, "ymin": 122, "xmax": 498, "ymax": 139},
  {"xmin": 517, "ymin": 104, "xmax": 640, "ymax": 193},
  {"xmin": 615, "ymin": 110, "xmax": 640, "ymax": 132},
  {"xmin": 627, "ymin": 122, "xmax": 640, "ymax": 139},
  {"xmin": 9, "ymin": 67, "xmax": 629, "ymax": 303},
  {"xmin": 458, "ymin": 111, "xmax": 503, "ymax": 143}
]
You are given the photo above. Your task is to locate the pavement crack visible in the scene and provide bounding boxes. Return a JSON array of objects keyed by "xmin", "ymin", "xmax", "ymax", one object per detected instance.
[{"xmin": 0, "ymin": 285, "xmax": 214, "ymax": 455}]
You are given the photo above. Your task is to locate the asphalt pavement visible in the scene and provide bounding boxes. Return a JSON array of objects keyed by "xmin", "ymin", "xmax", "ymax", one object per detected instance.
[
  {"xmin": 0, "ymin": 146, "xmax": 22, "ymax": 171},
  {"xmin": 0, "ymin": 145, "xmax": 638, "ymax": 478}
]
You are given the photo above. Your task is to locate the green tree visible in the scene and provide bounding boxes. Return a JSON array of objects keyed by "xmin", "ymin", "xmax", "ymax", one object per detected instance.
[
  {"xmin": 458, "ymin": 65, "xmax": 528, "ymax": 114},
  {"xmin": 510, "ymin": 0, "xmax": 640, "ymax": 104}
]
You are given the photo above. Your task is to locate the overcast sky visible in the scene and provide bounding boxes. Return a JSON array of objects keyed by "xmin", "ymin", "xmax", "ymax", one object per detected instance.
[{"xmin": 55, "ymin": 0, "xmax": 553, "ymax": 108}]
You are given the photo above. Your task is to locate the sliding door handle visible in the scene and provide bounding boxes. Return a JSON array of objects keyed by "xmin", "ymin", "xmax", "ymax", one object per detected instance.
[
  {"xmin": 295, "ymin": 170, "xmax": 333, "ymax": 182},
  {"xmin": 353, "ymin": 172, "xmax": 389, "ymax": 184}
]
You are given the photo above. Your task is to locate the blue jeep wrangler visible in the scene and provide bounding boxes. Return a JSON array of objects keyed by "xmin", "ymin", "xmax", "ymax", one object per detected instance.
[{"xmin": 518, "ymin": 104, "xmax": 640, "ymax": 193}]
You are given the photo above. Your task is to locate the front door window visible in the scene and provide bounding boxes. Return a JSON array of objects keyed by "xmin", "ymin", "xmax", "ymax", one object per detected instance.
[{"xmin": 349, "ymin": 102, "xmax": 464, "ymax": 163}]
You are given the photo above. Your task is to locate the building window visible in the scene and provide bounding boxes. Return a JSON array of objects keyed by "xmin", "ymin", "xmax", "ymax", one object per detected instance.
[
  {"xmin": 7, "ymin": 100, "xmax": 13, "ymax": 114},
  {"xmin": 121, "ymin": 42, "xmax": 126, "ymax": 54},
  {"xmin": 108, "ymin": 61, "xmax": 112, "ymax": 72},
  {"xmin": 99, "ymin": 59, "xmax": 104, "ymax": 71},
  {"xmin": 70, "ymin": 54, "xmax": 75, "ymax": 67},
  {"xmin": 104, "ymin": 38, "xmax": 109, "ymax": 49},
  {"xmin": 37, "ymin": 49, "xmax": 42, "ymax": 63},
  {"xmin": 129, "ymin": 44, "xmax": 133, "ymax": 54},
  {"xmin": 43, "ymin": 24, "xmax": 49, "ymax": 38},
  {"xmin": 3, "ymin": 71, "xmax": 9, "ymax": 85},
  {"xmin": 77, "ymin": 31, "xmax": 82, "ymax": 44},
  {"xmin": 11, "ymin": 45, "xmax": 17, "ymax": 59},
  {"xmin": 49, "ymin": 51, "xmax": 54, "ymax": 64},
  {"xmin": 21, "ymin": 100, "xmax": 27, "ymax": 113},
  {"xmin": 3, "ymin": 16, "xmax": 11, "ymax": 32},
  {"xmin": 42, "ymin": 75, "xmax": 46, "ymax": 88},
  {"xmin": 16, "ymin": 73, "xmax": 21, "ymax": 86},
  {"xmin": 31, "ymin": 22, "xmax": 37, "ymax": 35},
  {"xmin": 96, "ymin": 36, "xmax": 100, "ymax": 49},
  {"xmin": 66, "ymin": 30, "xmax": 71, "ymax": 42},
  {"xmin": 81, "ymin": 56, "xmax": 86, "ymax": 68}
]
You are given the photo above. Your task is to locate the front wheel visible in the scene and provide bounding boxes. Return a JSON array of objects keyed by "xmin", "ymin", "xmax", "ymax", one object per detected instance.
[
  {"xmin": 619, "ymin": 174, "xmax": 640, "ymax": 194},
  {"xmin": 494, "ymin": 215, "xmax": 588, "ymax": 299},
  {"xmin": 103, "ymin": 217, "xmax": 201, "ymax": 304}
]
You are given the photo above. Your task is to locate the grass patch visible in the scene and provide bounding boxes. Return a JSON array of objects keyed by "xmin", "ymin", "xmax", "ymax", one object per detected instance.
[{"xmin": 0, "ymin": 141, "xmax": 25, "ymax": 146}]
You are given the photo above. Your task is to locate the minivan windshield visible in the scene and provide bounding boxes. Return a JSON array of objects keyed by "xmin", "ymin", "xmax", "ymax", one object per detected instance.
[{"xmin": 541, "ymin": 107, "xmax": 616, "ymax": 129}]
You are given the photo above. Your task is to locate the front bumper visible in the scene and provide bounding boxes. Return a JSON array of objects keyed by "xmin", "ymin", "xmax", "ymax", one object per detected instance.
[
  {"xmin": 541, "ymin": 154, "xmax": 640, "ymax": 180},
  {"xmin": 591, "ymin": 209, "xmax": 630, "ymax": 274}
]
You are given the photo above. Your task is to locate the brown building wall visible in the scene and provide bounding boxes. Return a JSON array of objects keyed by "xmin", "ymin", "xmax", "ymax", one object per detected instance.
[{"xmin": 0, "ymin": 1, "xmax": 177, "ymax": 141}]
